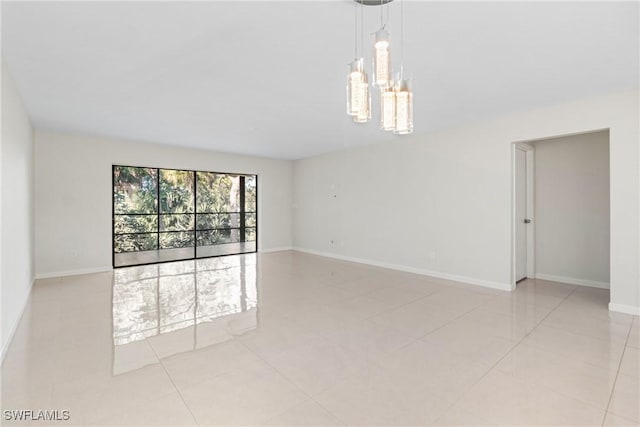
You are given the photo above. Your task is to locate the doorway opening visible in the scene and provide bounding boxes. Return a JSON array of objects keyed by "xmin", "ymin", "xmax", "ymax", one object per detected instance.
[{"xmin": 511, "ymin": 129, "xmax": 610, "ymax": 289}]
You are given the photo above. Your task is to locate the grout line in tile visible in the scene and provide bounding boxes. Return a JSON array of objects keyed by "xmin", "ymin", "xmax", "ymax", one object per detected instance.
[
  {"xmin": 148, "ymin": 342, "xmax": 200, "ymax": 426},
  {"xmin": 394, "ymin": 292, "xmax": 505, "ymax": 352},
  {"xmin": 232, "ymin": 334, "xmax": 350, "ymax": 426},
  {"xmin": 538, "ymin": 318, "xmax": 632, "ymax": 345},
  {"xmin": 601, "ymin": 320, "xmax": 634, "ymax": 426},
  {"xmin": 431, "ymin": 283, "xmax": 582, "ymax": 425}
]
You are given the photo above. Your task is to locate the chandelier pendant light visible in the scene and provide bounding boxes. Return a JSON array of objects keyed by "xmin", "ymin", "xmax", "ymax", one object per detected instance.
[
  {"xmin": 393, "ymin": 74, "xmax": 413, "ymax": 134},
  {"xmin": 373, "ymin": 28, "xmax": 391, "ymax": 88},
  {"xmin": 346, "ymin": 2, "xmax": 371, "ymax": 123},
  {"xmin": 353, "ymin": 71, "xmax": 372, "ymax": 123},
  {"xmin": 346, "ymin": 0, "xmax": 413, "ymax": 134},
  {"xmin": 347, "ymin": 58, "xmax": 365, "ymax": 116},
  {"xmin": 380, "ymin": 86, "xmax": 396, "ymax": 130},
  {"xmin": 393, "ymin": 0, "xmax": 413, "ymax": 135}
]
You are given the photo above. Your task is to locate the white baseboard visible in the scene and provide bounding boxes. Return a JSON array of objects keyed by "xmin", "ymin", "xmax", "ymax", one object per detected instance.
[
  {"xmin": 292, "ymin": 247, "xmax": 514, "ymax": 292},
  {"xmin": 35, "ymin": 266, "xmax": 112, "ymax": 280},
  {"xmin": 258, "ymin": 246, "xmax": 293, "ymax": 254},
  {"xmin": 535, "ymin": 273, "xmax": 609, "ymax": 289},
  {"xmin": 1, "ymin": 278, "xmax": 35, "ymax": 365},
  {"xmin": 609, "ymin": 303, "xmax": 640, "ymax": 316}
]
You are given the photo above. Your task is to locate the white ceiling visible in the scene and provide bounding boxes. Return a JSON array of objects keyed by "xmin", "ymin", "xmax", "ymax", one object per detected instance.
[{"xmin": 2, "ymin": 1, "xmax": 638, "ymax": 160}]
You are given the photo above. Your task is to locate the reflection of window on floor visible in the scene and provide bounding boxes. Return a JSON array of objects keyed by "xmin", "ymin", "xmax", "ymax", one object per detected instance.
[
  {"xmin": 111, "ymin": 256, "xmax": 257, "ymax": 374},
  {"xmin": 113, "ymin": 165, "xmax": 257, "ymax": 267}
]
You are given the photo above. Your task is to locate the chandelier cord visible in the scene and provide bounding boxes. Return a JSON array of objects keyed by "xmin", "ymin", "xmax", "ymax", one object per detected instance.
[
  {"xmin": 360, "ymin": 2, "xmax": 364, "ymax": 58},
  {"xmin": 400, "ymin": 0, "xmax": 404, "ymax": 78},
  {"xmin": 354, "ymin": 2, "xmax": 358, "ymax": 58},
  {"xmin": 386, "ymin": 2, "xmax": 390, "ymax": 28}
]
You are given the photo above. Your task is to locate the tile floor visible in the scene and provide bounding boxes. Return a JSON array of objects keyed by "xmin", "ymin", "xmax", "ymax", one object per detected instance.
[{"xmin": 1, "ymin": 251, "xmax": 639, "ymax": 426}]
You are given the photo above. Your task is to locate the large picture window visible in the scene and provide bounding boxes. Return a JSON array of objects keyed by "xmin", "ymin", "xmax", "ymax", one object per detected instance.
[{"xmin": 113, "ymin": 165, "xmax": 257, "ymax": 268}]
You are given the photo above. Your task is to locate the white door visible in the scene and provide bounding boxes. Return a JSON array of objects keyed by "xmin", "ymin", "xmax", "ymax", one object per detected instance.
[{"xmin": 515, "ymin": 148, "xmax": 527, "ymax": 281}]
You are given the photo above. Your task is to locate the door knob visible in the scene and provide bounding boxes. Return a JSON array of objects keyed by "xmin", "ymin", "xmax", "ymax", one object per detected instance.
[{"xmin": 524, "ymin": 219, "xmax": 531, "ymax": 224}]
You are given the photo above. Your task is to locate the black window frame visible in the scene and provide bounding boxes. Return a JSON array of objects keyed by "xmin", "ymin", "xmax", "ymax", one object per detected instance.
[{"xmin": 112, "ymin": 164, "xmax": 258, "ymax": 268}]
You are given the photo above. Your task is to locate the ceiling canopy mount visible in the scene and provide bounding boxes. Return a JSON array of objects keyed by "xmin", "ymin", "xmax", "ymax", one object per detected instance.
[{"xmin": 353, "ymin": 0, "xmax": 394, "ymax": 5}]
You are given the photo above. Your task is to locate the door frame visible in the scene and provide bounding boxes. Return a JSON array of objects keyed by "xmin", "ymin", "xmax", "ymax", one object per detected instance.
[{"xmin": 511, "ymin": 142, "xmax": 535, "ymax": 286}]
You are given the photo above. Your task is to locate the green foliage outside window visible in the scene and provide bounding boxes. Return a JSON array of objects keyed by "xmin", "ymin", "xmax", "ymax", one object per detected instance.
[{"xmin": 114, "ymin": 166, "xmax": 256, "ymax": 253}]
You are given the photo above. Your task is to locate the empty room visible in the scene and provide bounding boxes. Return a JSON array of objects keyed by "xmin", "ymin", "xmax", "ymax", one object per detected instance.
[{"xmin": 1, "ymin": 1, "xmax": 639, "ymax": 426}]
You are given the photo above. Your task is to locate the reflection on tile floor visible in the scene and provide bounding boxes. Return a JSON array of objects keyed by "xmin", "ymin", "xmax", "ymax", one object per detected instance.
[
  {"xmin": 2, "ymin": 251, "xmax": 639, "ymax": 426},
  {"xmin": 112, "ymin": 255, "xmax": 257, "ymax": 374}
]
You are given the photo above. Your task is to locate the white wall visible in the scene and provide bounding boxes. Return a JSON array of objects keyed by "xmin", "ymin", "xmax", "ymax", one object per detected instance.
[
  {"xmin": 34, "ymin": 131, "xmax": 293, "ymax": 277},
  {"xmin": 1, "ymin": 61, "xmax": 35, "ymax": 359},
  {"xmin": 533, "ymin": 131, "xmax": 610, "ymax": 288},
  {"xmin": 293, "ymin": 89, "xmax": 639, "ymax": 314}
]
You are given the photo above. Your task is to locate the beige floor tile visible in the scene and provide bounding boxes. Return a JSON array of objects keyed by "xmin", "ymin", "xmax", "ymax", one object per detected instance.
[
  {"xmin": 322, "ymin": 293, "xmax": 406, "ymax": 323},
  {"xmin": 433, "ymin": 407, "xmax": 496, "ymax": 426},
  {"xmin": 497, "ymin": 288, "xmax": 566, "ymax": 310},
  {"xmin": 146, "ymin": 319, "xmax": 233, "ymax": 359},
  {"xmin": 314, "ymin": 365, "xmax": 452, "ymax": 426},
  {"xmin": 542, "ymin": 305, "xmax": 632, "ymax": 343},
  {"xmin": 452, "ymin": 281, "xmax": 508, "ymax": 296},
  {"xmin": 236, "ymin": 314, "xmax": 326, "ymax": 360},
  {"xmin": 419, "ymin": 320, "xmax": 517, "ymax": 368},
  {"xmin": 261, "ymin": 399, "xmax": 343, "ymax": 426},
  {"xmin": 477, "ymin": 296, "xmax": 554, "ymax": 323},
  {"xmin": 392, "ymin": 276, "xmax": 446, "ymax": 295},
  {"xmin": 8, "ymin": 300, "xmax": 61, "ymax": 342},
  {"xmin": 521, "ymin": 325, "xmax": 626, "ymax": 370},
  {"xmin": 569, "ymin": 285, "xmax": 615, "ymax": 305},
  {"xmin": 375, "ymin": 340, "xmax": 492, "ymax": 404},
  {"xmin": 608, "ymin": 374, "xmax": 640, "ymax": 422},
  {"xmin": 266, "ymin": 337, "xmax": 371, "ymax": 396},
  {"xmin": 627, "ymin": 318, "xmax": 640, "ymax": 349},
  {"xmin": 96, "ymin": 392, "xmax": 197, "ymax": 426},
  {"xmin": 1, "ymin": 380, "xmax": 53, "ymax": 418},
  {"xmin": 2, "ymin": 338, "xmax": 58, "ymax": 410},
  {"xmin": 448, "ymin": 370, "xmax": 605, "ymax": 426},
  {"xmin": 561, "ymin": 292, "xmax": 634, "ymax": 325},
  {"xmin": 514, "ymin": 278, "xmax": 577, "ymax": 298},
  {"xmin": 496, "ymin": 341, "xmax": 617, "ymax": 409},
  {"xmin": 288, "ymin": 294, "xmax": 414, "ymax": 338},
  {"xmin": 368, "ymin": 301, "xmax": 460, "ymax": 339},
  {"xmin": 56, "ymin": 303, "xmax": 113, "ymax": 347},
  {"xmin": 2, "ymin": 252, "xmax": 630, "ymax": 426},
  {"xmin": 51, "ymin": 364, "xmax": 177, "ymax": 425},
  {"xmin": 160, "ymin": 339, "xmax": 265, "ymax": 389},
  {"xmin": 416, "ymin": 287, "xmax": 498, "ymax": 315},
  {"xmin": 51, "ymin": 335, "xmax": 119, "ymax": 382},
  {"xmin": 324, "ymin": 319, "xmax": 417, "ymax": 364},
  {"xmin": 178, "ymin": 362, "xmax": 307, "ymax": 426},
  {"xmin": 58, "ymin": 271, "xmax": 114, "ymax": 294},
  {"xmin": 364, "ymin": 285, "xmax": 430, "ymax": 307},
  {"xmin": 325, "ymin": 275, "xmax": 392, "ymax": 296},
  {"xmin": 619, "ymin": 346, "xmax": 640, "ymax": 378},
  {"xmin": 450, "ymin": 307, "xmax": 538, "ymax": 341},
  {"xmin": 112, "ymin": 340, "xmax": 162, "ymax": 375},
  {"xmin": 603, "ymin": 411, "xmax": 640, "ymax": 426}
]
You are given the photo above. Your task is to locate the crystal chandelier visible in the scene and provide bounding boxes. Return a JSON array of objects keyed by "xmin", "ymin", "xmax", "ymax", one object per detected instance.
[
  {"xmin": 373, "ymin": 28, "xmax": 391, "ymax": 88},
  {"xmin": 394, "ymin": 75, "xmax": 413, "ymax": 134},
  {"xmin": 346, "ymin": 2, "xmax": 371, "ymax": 123},
  {"xmin": 347, "ymin": 58, "xmax": 366, "ymax": 117},
  {"xmin": 346, "ymin": 0, "xmax": 413, "ymax": 135}
]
